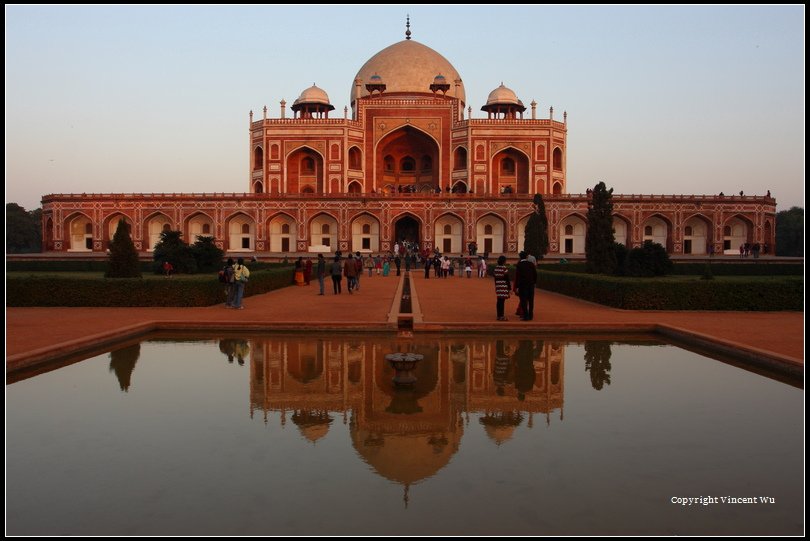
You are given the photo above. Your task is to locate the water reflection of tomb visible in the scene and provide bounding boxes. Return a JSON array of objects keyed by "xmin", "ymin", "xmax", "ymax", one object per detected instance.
[{"xmin": 249, "ymin": 336, "xmax": 564, "ymax": 484}]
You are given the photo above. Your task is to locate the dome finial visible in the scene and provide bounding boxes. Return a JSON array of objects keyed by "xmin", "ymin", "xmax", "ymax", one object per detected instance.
[{"xmin": 405, "ymin": 15, "xmax": 411, "ymax": 40}]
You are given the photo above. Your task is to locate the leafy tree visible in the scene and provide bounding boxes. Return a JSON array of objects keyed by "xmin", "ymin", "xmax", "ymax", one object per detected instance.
[
  {"xmin": 775, "ymin": 206, "xmax": 803, "ymax": 257},
  {"xmin": 191, "ymin": 235, "xmax": 224, "ymax": 272},
  {"xmin": 6, "ymin": 203, "xmax": 41, "ymax": 253},
  {"xmin": 585, "ymin": 182, "xmax": 617, "ymax": 274},
  {"xmin": 106, "ymin": 219, "xmax": 141, "ymax": 278},
  {"xmin": 584, "ymin": 341, "xmax": 612, "ymax": 391},
  {"xmin": 523, "ymin": 194, "xmax": 549, "ymax": 259},
  {"xmin": 625, "ymin": 241, "xmax": 673, "ymax": 277},
  {"xmin": 152, "ymin": 230, "xmax": 197, "ymax": 274}
]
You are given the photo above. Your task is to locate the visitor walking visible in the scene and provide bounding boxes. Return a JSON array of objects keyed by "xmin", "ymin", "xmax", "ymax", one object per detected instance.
[
  {"xmin": 304, "ymin": 258, "xmax": 313, "ymax": 285},
  {"xmin": 344, "ymin": 253, "xmax": 358, "ymax": 293},
  {"xmin": 493, "ymin": 255, "xmax": 511, "ymax": 321}
]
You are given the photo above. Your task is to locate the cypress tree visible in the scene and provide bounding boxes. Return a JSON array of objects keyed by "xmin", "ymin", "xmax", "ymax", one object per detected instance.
[
  {"xmin": 585, "ymin": 181, "xmax": 617, "ymax": 274},
  {"xmin": 523, "ymin": 193, "xmax": 549, "ymax": 260},
  {"xmin": 105, "ymin": 219, "xmax": 141, "ymax": 278}
]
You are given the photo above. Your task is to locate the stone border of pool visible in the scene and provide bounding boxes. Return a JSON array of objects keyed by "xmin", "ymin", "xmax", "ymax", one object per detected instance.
[
  {"xmin": 6, "ymin": 318, "xmax": 801, "ymax": 382},
  {"xmin": 6, "ymin": 272, "xmax": 802, "ymax": 381}
]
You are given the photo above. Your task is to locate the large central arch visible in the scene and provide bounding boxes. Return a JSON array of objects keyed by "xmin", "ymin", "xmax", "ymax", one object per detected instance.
[
  {"xmin": 376, "ymin": 126, "xmax": 439, "ymax": 193},
  {"xmin": 394, "ymin": 213, "xmax": 421, "ymax": 246}
]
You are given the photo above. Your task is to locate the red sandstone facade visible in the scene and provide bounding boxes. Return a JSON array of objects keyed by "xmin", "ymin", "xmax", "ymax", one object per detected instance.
[{"xmin": 40, "ymin": 35, "xmax": 776, "ymax": 257}]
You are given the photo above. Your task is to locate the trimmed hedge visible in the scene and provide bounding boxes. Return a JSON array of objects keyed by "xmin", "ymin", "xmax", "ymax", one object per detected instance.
[
  {"xmin": 538, "ymin": 270, "xmax": 803, "ymax": 311},
  {"xmin": 7, "ymin": 267, "xmax": 295, "ymax": 307},
  {"xmin": 539, "ymin": 261, "xmax": 803, "ymax": 276}
]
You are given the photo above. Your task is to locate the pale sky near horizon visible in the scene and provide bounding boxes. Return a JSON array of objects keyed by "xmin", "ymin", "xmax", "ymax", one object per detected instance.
[{"xmin": 5, "ymin": 5, "xmax": 805, "ymax": 212}]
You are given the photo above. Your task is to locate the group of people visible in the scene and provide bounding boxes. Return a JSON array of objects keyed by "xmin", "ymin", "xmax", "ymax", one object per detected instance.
[
  {"xmin": 222, "ymin": 257, "xmax": 251, "ymax": 309},
  {"xmin": 739, "ymin": 242, "xmax": 767, "ymax": 258},
  {"xmin": 220, "ymin": 247, "xmax": 541, "ymax": 322},
  {"xmin": 493, "ymin": 251, "xmax": 538, "ymax": 322}
]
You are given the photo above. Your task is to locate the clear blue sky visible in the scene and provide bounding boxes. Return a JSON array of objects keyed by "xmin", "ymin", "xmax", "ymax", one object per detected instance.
[{"xmin": 5, "ymin": 5, "xmax": 804, "ymax": 211}]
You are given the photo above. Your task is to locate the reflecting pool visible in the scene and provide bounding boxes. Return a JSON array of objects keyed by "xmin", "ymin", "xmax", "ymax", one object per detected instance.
[{"xmin": 6, "ymin": 334, "xmax": 803, "ymax": 535}]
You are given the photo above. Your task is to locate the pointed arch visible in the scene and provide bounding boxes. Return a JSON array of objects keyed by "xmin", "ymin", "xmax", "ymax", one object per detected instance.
[
  {"xmin": 392, "ymin": 211, "xmax": 423, "ymax": 246},
  {"xmin": 641, "ymin": 214, "xmax": 672, "ymax": 252},
  {"xmin": 552, "ymin": 147, "xmax": 563, "ymax": 171},
  {"xmin": 185, "ymin": 211, "xmax": 216, "ymax": 244},
  {"xmin": 451, "ymin": 181, "xmax": 468, "ymax": 193},
  {"xmin": 491, "ymin": 146, "xmax": 530, "ymax": 195},
  {"xmin": 143, "ymin": 212, "xmax": 173, "ymax": 251},
  {"xmin": 611, "ymin": 213, "xmax": 631, "ymax": 247},
  {"xmin": 253, "ymin": 145, "xmax": 264, "ymax": 171},
  {"xmin": 374, "ymin": 125, "xmax": 441, "ymax": 192},
  {"xmin": 350, "ymin": 212, "xmax": 380, "ymax": 253},
  {"xmin": 722, "ymin": 214, "xmax": 753, "ymax": 254},
  {"xmin": 308, "ymin": 212, "xmax": 339, "ymax": 252},
  {"xmin": 453, "ymin": 146, "xmax": 468, "ymax": 170},
  {"xmin": 64, "ymin": 211, "xmax": 95, "ymax": 252},
  {"xmin": 285, "ymin": 145, "xmax": 325, "ymax": 194},
  {"xmin": 476, "ymin": 213, "xmax": 506, "ymax": 254},
  {"xmin": 681, "ymin": 213, "xmax": 712, "ymax": 255},
  {"xmin": 225, "ymin": 212, "xmax": 256, "ymax": 252},
  {"xmin": 348, "ymin": 145, "xmax": 363, "ymax": 170},
  {"xmin": 559, "ymin": 213, "xmax": 587, "ymax": 254},
  {"xmin": 267, "ymin": 212, "xmax": 297, "ymax": 253},
  {"xmin": 434, "ymin": 212, "xmax": 464, "ymax": 254}
]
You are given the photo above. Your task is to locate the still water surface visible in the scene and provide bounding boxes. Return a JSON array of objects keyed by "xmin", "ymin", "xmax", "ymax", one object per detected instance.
[{"xmin": 6, "ymin": 334, "xmax": 803, "ymax": 535}]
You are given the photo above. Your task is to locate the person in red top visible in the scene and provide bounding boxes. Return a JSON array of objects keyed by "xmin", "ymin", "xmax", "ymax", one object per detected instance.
[{"xmin": 162, "ymin": 261, "xmax": 174, "ymax": 278}]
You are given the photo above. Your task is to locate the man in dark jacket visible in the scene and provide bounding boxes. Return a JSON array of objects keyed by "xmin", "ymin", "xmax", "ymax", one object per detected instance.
[{"xmin": 514, "ymin": 251, "xmax": 538, "ymax": 321}]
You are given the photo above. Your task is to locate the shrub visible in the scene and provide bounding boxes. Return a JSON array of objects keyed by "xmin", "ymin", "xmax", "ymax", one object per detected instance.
[
  {"xmin": 8, "ymin": 267, "xmax": 295, "ymax": 307},
  {"xmin": 106, "ymin": 220, "xmax": 141, "ymax": 278},
  {"xmin": 152, "ymin": 230, "xmax": 197, "ymax": 274},
  {"xmin": 191, "ymin": 236, "xmax": 224, "ymax": 272},
  {"xmin": 537, "ymin": 270, "xmax": 802, "ymax": 311},
  {"xmin": 625, "ymin": 241, "xmax": 672, "ymax": 277}
]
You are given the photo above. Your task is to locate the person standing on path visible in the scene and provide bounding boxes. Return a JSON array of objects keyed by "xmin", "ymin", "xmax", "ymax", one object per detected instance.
[
  {"xmin": 514, "ymin": 251, "xmax": 537, "ymax": 321},
  {"xmin": 493, "ymin": 255, "xmax": 511, "ymax": 321},
  {"xmin": 330, "ymin": 255, "xmax": 343, "ymax": 294},
  {"xmin": 316, "ymin": 254, "xmax": 326, "ymax": 295},
  {"xmin": 223, "ymin": 257, "xmax": 235, "ymax": 307},
  {"xmin": 344, "ymin": 253, "xmax": 358, "ymax": 293},
  {"xmin": 232, "ymin": 257, "xmax": 251, "ymax": 309}
]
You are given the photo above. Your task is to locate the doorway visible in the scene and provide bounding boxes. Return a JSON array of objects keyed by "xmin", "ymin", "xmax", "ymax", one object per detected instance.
[{"xmin": 394, "ymin": 216, "xmax": 420, "ymax": 245}]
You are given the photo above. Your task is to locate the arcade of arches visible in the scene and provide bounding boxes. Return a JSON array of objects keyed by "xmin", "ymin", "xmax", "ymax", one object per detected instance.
[{"xmin": 40, "ymin": 32, "xmax": 776, "ymax": 254}]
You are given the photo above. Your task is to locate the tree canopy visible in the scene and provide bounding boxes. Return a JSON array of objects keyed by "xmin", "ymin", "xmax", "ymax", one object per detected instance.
[
  {"xmin": 585, "ymin": 182, "xmax": 617, "ymax": 274},
  {"xmin": 523, "ymin": 193, "xmax": 549, "ymax": 259},
  {"xmin": 776, "ymin": 206, "xmax": 803, "ymax": 257},
  {"xmin": 6, "ymin": 203, "xmax": 41, "ymax": 253}
]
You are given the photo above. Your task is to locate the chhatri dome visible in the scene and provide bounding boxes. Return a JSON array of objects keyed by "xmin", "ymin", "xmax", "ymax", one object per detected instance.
[
  {"xmin": 484, "ymin": 83, "xmax": 522, "ymax": 107},
  {"xmin": 292, "ymin": 84, "xmax": 334, "ymax": 111},
  {"xmin": 351, "ymin": 20, "xmax": 465, "ymax": 105}
]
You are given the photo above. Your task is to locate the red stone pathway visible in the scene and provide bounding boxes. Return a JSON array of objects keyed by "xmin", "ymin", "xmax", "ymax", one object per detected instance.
[{"xmin": 6, "ymin": 272, "xmax": 803, "ymax": 370}]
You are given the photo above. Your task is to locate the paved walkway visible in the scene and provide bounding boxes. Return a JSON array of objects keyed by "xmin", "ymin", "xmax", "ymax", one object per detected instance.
[{"xmin": 6, "ymin": 272, "xmax": 803, "ymax": 371}]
